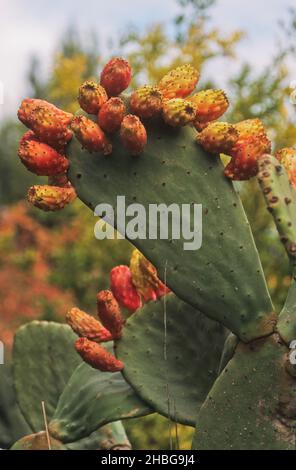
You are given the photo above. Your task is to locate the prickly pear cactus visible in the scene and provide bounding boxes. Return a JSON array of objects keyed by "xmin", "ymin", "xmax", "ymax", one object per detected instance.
[
  {"xmin": 4, "ymin": 321, "xmax": 132, "ymax": 450},
  {"xmin": 15, "ymin": 56, "xmax": 296, "ymax": 450}
]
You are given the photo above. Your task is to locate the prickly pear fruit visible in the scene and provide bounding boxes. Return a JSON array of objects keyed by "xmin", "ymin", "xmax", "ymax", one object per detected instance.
[
  {"xmin": 162, "ymin": 98, "xmax": 196, "ymax": 127},
  {"xmin": 197, "ymin": 122, "xmax": 238, "ymax": 155},
  {"xmin": 235, "ymin": 118, "xmax": 268, "ymax": 141},
  {"xmin": 18, "ymin": 131, "xmax": 69, "ymax": 176},
  {"xmin": 130, "ymin": 249, "xmax": 170, "ymax": 302},
  {"xmin": 78, "ymin": 81, "xmax": 108, "ymax": 114},
  {"xmin": 71, "ymin": 115, "xmax": 112, "ymax": 155},
  {"xmin": 75, "ymin": 337, "xmax": 124, "ymax": 372},
  {"xmin": 27, "ymin": 184, "xmax": 76, "ymax": 211},
  {"xmin": 110, "ymin": 265, "xmax": 142, "ymax": 312},
  {"xmin": 48, "ymin": 173, "xmax": 71, "ymax": 188},
  {"xmin": 96, "ymin": 290, "xmax": 124, "ymax": 340},
  {"xmin": 100, "ymin": 57, "xmax": 131, "ymax": 97},
  {"xmin": 18, "ymin": 98, "xmax": 73, "ymax": 148},
  {"xmin": 120, "ymin": 114, "xmax": 147, "ymax": 156},
  {"xmin": 224, "ymin": 136, "xmax": 266, "ymax": 181},
  {"xmin": 275, "ymin": 148, "xmax": 296, "ymax": 187},
  {"xmin": 189, "ymin": 89, "xmax": 229, "ymax": 125},
  {"xmin": 66, "ymin": 307, "xmax": 113, "ymax": 342},
  {"xmin": 158, "ymin": 64, "xmax": 199, "ymax": 100},
  {"xmin": 98, "ymin": 97, "xmax": 126, "ymax": 133},
  {"xmin": 130, "ymin": 86, "xmax": 163, "ymax": 119},
  {"xmin": 234, "ymin": 119, "xmax": 271, "ymax": 154}
]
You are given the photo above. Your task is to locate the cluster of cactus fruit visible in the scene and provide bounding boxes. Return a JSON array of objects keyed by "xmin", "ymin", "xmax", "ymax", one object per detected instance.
[
  {"xmin": 67, "ymin": 249, "xmax": 170, "ymax": 372},
  {"xmin": 13, "ymin": 57, "xmax": 296, "ymax": 449}
]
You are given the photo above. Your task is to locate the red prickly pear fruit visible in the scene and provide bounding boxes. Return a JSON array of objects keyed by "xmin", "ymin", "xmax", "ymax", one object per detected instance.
[
  {"xmin": 158, "ymin": 64, "xmax": 199, "ymax": 100},
  {"xmin": 75, "ymin": 337, "xmax": 124, "ymax": 372},
  {"xmin": 96, "ymin": 290, "xmax": 124, "ymax": 340},
  {"xmin": 100, "ymin": 57, "xmax": 131, "ymax": 97},
  {"xmin": 130, "ymin": 249, "xmax": 170, "ymax": 302},
  {"xmin": 71, "ymin": 115, "xmax": 112, "ymax": 155},
  {"xmin": 17, "ymin": 99, "xmax": 73, "ymax": 148},
  {"xmin": 162, "ymin": 98, "xmax": 196, "ymax": 127},
  {"xmin": 27, "ymin": 184, "xmax": 76, "ymax": 211},
  {"xmin": 275, "ymin": 148, "xmax": 296, "ymax": 187},
  {"xmin": 78, "ymin": 81, "xmax": 108, "ymax": 114},
  {"xmin": 130, "ymin": 86, "xmax": 163, "ymax": 119},
  {"xmin": 98, "ymin": 97, "xmax": 126, "ymax": 133},
  {"xmin": 197, "ymin": 122, "xmax": 238, "ymax": 155},
  {"xmin": 66, "ymin": 307, "xmax": 113, "ymax": 342},
  {"xmin": 224, "ymin": 136, "xmax": 266, "ymax": 181},
  {"xmin": 189, "ymin": 89, "xmax": 229, "ymax": 125},
  {"xmin": 120, "ymin": 114, "xmax": 147, "ymax": 156},
  {"xmin": 110, "ymin": 265, "xmax": 142, "ymax": 312},
  {"xmin": 18, "ymin": 131, "xmax": 69, "ymax": 176},
  {"xmin": 48, "ymin": 173, "xmax": 71, "ymax": 188}
]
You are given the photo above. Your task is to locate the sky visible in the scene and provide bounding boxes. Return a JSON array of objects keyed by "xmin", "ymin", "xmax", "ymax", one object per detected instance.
[{"xmin": 0, "ymin": 0, "xmax": 295, "ymax": 119}]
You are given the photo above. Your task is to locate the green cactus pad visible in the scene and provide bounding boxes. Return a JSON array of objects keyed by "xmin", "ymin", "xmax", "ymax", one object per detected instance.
[
  {"xmin": 258, "ymin": 154, "xmax": 296, "ymax": 259},
  {"xmin": 115, "ymin": 293, "xmax": 227, "ymax": 426},
  {"xmin": 258, "ymin": 155, "xmax": 296, "ymax": 344},
  {"xmin": 13, "ymin": 321, "xmax": 82, "ymax": 432},
  {"xmin": 192, "ymin": 335, "xmax": 296, "ymax": 450},
  {"xmin": 0, "ymin": 364, "xmax": 31, "ymax": 449},
  {"xmin": 68, "ymin": 120, "xmax": 274, "ymax": 341},
  {"xmin": 49, "ymin": 361, "xmax": 152, "ymax": 443},
  {"xmin": 66, "ymin": 423, "xmax": 131, "ymax": 450}
]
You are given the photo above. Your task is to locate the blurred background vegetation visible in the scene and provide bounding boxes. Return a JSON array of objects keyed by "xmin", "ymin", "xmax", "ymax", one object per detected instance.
[{"xmin": 0, "ymin": 0, "xmax": 295, "ymax": 450}]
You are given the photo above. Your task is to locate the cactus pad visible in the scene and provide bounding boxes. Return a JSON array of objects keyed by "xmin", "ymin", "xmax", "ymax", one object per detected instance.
[
  {"xmin": 13, "ymin": 321, "xmax": 82, "ymax": 432},
  {"xmin": 0, "ymin": 364, "xmax": 31, "ymax": 449},
  {"xmin": 68, "ymin": 120, "xmax": 274, "ymax": 341},
  {"xmin": 115, "ymin": 293, "xmax": 227, "ymax": 425},
  {"xmin": 192, "ymin": 335, "xmax": 296, "ymax": 450},
  {"xmin": 49, "ymin": 361, "xmax": 152, "ymax": 442}
]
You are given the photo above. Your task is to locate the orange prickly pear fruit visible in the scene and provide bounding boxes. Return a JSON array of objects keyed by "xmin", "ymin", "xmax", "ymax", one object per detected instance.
[
  {"xmin": 100, "ymin": 57, "xmax": 131, "ymax": 97},
  {"xmin": 224, "ymin": 136, "xmax": 266, "ymax": 181},
  {"xmin": 130, "ymin": 249, "xmax": 170, "ymax": 302},
  {"xmin": 197, "ymin": 121, "xmax": 238, "ymax": 155},
  {"xmin": 78, "ymin": 81, "xmax": 108, "ymax": 114},
  {"xmin": 96, "ymin": 290, "xmax": 124, "ymax": 340},
  {"xmin": 275, "ymin": 147, "xmax": 296, "ymax": 187},
  {"xmin": 66, "ymin": 307, "xmax": 113, "ymax": 342},
  {"xmin": 98, "ymin": 97, "xmax": 126, "ymax": 133},
  {"xmin": 17, "ymin": 98, "xmax": 73, "ymax": 148},
  {"xmin": 162, "ymin": 98, "xmax": 196, "ymax": 127},
  {"xmin": 130, "ymin": 86, "xmax": 163, "ymax": 119},
  {"xmin": 110, "ymin": 265, "xmax": 142, "ymax": 312},
  {"xmin": 120, "ymin": 114, "xmax": 147, "ymax": 156},
  {"xmin": 234, "ymin": 118, "xmax": 271, "ymax": 154},
  {"xmin": 189, "ymin": 89, "xmax": 229, "ymax": 125},
  {"xmin": 18, "ymin": 98, "xmax": 48, "ymax": 124},
  {"xmin": 75, "ymin": 337, "xmax": 124, "ymax": 372},
  {"xmin": 18, "ymin": 131, "xmax": 69, "ymax": 176},
  {"xmin": 27, "ymin": 184, "xmax": 76, "ymax": 211},
  {"xmin": 158, "ymin": 64, "xmax": 199, "ymax": 99},
  {"xmin": 235, "ymin": 118, "xmax": 267, "ymax": 141},
  {"xmin": 71, "ymin": 115, "xmax": 112, "ymax": 155}
]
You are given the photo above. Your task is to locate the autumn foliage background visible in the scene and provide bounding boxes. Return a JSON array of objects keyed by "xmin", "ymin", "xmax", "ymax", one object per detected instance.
[{"xmin": 0, "ymin": 0, "xmax": 295, "ymax": 449}]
